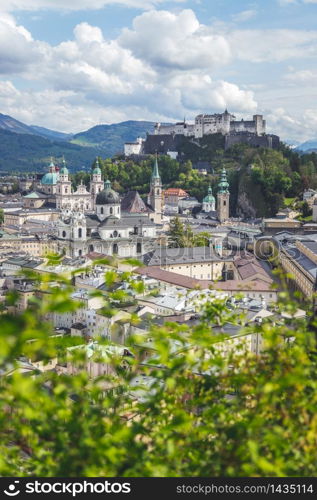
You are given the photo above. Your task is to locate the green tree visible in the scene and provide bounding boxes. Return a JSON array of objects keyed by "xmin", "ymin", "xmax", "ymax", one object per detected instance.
[
  {"xmin": 167, "ymin": 217, "xmax": 186, "ymax": 248},
  {"xmin": 0, "ymin": 265, "xmax": 316, "ymax": 477}
]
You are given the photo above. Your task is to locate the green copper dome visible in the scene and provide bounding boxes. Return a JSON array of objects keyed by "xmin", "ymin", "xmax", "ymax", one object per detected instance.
[
  {"xmin": 60, "ymin": 158, "xmax": 68, "ymax": 175},
  {"xmin": 93, "ymin": 158, "xmax": 101, "ymax": 175},
  {"xmin": 41, "ymin": 158, "xmax": 58, "ymax": 185},
  {"xmin": 96, "ymin": 180, "xmax": 120, "ymax": 205},
  {"xmin": 203, "ymin": 185, "xmax": 215, "ymax": 203},
  {"xmin": 41, "ymin": 172, "xmax": 58, "ymax": 185},
  {"xmin": 218, "ymin": 168, "xmax": 229, "ymax": 194}
]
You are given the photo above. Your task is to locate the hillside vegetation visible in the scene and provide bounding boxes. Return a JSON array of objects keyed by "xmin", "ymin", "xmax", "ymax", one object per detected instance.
[
  {"xmin": 85, "ymin": 141, "xmax": 317, "ymax": 217},
  {"xmin": 71, "ymin": 120, "xmax": 155, "ymax": 156},
  {"xmin": 0, "ymin": 129, "xmax": 97, "ymax": 172}
]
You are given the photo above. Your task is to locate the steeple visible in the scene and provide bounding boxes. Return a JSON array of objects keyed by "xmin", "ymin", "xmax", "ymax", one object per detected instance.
[
  {"xmin": 218, "ymin": 168, "xmax": 229, "ymax": 194},
  {"xmin": 149, "ymin": 154, "xmax": 162, "ymax": 224},
  {"xmin": 49, "ymin": 157, "xmax": 56, "ymax": 173},
  {"xmin": 93, "ymin": 157, "xmax": 101, "ymax": 174},
  {"xmin": 90, "ymin": 157, "xmax": 104, "ymax": 210},
  {"xmin": 151, "ymin": 154, "xmax": 161, "ymax": 181},
  {"xmin": 217, "ymin": 168, "xmax": 230, "ymax": 223},
  {"xmin": 60, "ymin": 156, "xmax": 68, "ymax": 175}
]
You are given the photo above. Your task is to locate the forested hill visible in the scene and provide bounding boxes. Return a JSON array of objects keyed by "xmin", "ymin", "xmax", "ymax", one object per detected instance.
[
  {"xmin": 70, "ymin": 120, "xmax": 155, "ymax": 156},
  {"xmin": 0, "ymin": 129, "xmax": 96, "ymax": 172},
  {"xmin": 0, "ymin": 116, "xmax": 156, "ymax": 171}
]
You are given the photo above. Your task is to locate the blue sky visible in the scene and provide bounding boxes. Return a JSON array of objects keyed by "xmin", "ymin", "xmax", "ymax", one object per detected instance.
[{"xmin": 0, "ymin": 0, "xmax": 317, "ymax": 141}]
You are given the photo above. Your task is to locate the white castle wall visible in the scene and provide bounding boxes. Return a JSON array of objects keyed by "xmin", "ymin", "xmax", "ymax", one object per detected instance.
[{"xmin": 153, "ymin": 112, "xmax": 266, "ymax": 139}]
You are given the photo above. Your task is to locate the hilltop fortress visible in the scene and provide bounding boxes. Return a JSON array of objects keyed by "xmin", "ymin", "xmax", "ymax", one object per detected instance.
[
  {"xmin": 124, "ymin": 110, "xmax": 279, "ymax": 157},
  {"xmin": 154, "ymin": 110, "xmax": 266, "ymax": 138}
]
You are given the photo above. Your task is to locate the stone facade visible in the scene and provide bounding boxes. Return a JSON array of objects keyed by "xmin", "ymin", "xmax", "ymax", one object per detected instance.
[{"xmin": 154, "ymin": 110, "xmax": 266, "ymax": 139}]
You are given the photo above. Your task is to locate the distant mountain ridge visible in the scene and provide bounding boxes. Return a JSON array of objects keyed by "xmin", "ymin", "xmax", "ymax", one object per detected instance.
[
  {"xmin": 0, "ymin": 113, "xmax": 69, "ymax": 140},
  {"xmin": 0, "ymin": 113, "xmax": 156, "ymax": 172},
  {"xmin": 71, "ymin": 120, "xmax": 155, "ymax": 157},
  {"xmin": 295, "ymin": 139, "xmax": 317, "ymax": 153}
]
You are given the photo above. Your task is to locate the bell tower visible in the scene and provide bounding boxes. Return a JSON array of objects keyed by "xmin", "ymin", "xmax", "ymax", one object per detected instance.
[
  {"xmin": 217, "ymin": 168, "xmax": 230, "ymax": 223},
  {"xmin": 90, "ymin": 158, "xmax": 104, "ymax": 209},
  {"xmin": 56, "ymin": 157, "xmax": 72, "ymax": 210},
  {"xmin": 149, "ymin": 155, "xmax": 162, "ymax": 224}
]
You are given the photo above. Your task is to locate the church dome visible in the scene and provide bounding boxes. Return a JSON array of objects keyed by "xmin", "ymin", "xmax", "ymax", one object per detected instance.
[
  {"xmin": 92, "ymin": 158, "xmax": 102, "ymax": 175},
  {"xmin": 203, "ymin": 186, "xmax": 215, "ymax": 203},
  {"xmin": 93, "ymin": 166, "xmax": 101, "ymax": 175},
  {"xmin": 60, "ymin": 158, "xmax": 68, "ymax": 175},
  {"xmin": 96, "ymin": 180, "xmax": 120, "ymax": 205},
  {"xmin": 41, "ymin": 172, "xmax": 58, "ymax": 185}
]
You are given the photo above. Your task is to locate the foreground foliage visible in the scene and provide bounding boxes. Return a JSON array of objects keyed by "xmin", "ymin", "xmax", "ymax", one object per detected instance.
[{"xmin": 0, "ymin": 266, "xmax": 316, "ymax": 477}]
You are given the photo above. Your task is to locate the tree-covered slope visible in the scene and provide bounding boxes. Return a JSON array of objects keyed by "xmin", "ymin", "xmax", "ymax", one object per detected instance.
[
  {"xmin": 71, "ymin": 120, "xmax": 156, "ymax": 155},
  {"xmin": 0, "ymin": 129, "xmax": 97, "ymax": 172}
]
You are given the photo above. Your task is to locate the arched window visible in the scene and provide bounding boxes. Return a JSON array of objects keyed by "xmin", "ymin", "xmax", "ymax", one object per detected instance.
[
  {"xmin": 62, "ymin": 231, "xmax": 66, "ymax": 238},
  {"xmin": 65, "ymin": 187, "xmax": 68, "ymax": 194},
  {"xmin": 78, "ymin": 249, "xmax": 82, "ymax": 256},
  {"xmin": 117, "ymin": 207, "xmax": 120, "ymax": 214},
  {"xmin": 86, "ymin": 204, "xmax": 89, "ymax": 209},
  {"xmin": 157, "ymin": 189, "xmax": 160, "ymax": 195},
  {"xmin": 78, "ymin": 228, "xmax": 82, "ymax": 238},
  {"xmin": 113, "ymin": 243, "xmax": 118, "ymax": 255},
  {"xmin": 101, "ymin": 207, "xmax": 104, "ymax": 214},
  {"xmin": 137, "ymin": 242, "xmax": 142, "ymax": 254},
  {"xmin": 89, "ymin": 244, "xmax": 94, "ymax": 252},
  {"xmin": 223, "ymin": 200, "xmax": 227, "ymax": 206},
  {"xmin": 110, "ymin": 207, "xmax": 113, "ymax": 215},
  {"xmin": 113, "ymin": 230, "xmax": 118, "ymax": 238}
]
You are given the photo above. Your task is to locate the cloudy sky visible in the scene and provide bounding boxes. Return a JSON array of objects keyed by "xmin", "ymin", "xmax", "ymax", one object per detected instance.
[{"xmin": 0, "ymin": 0, "xmax": 317, "ymax": 141}]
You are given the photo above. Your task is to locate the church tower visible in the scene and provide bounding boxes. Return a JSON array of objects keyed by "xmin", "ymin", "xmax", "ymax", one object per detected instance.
[
  {"xmin": 217, "ymin": 168, "xmax": 230, "ymax": 223},
  {"xmin": 148, "ymin": 155, "xmax": 162, "ymax": 224},
  {"xmin": 202, "ymin": 185, "xmax": 215, "ymax": 212},
  {"xmin": 90, "ymin": 158, "xmax": 104, "ymax": 209},
  {"xmin": 56, "ymin": 158, "xmax": 72, "ymax": 210}
]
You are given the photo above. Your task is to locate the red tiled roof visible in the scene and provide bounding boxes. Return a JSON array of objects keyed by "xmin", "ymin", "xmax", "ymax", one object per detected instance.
[
  {"xmin": 135, "ymin": 266, "xmax": 275, "ymax": 292},
  {"xmin": 164, "ymin": 188, "xmax": 189, "ymax": 197}
]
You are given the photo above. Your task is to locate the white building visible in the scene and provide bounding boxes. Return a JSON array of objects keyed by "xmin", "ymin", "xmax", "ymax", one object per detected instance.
[
  {"xmin": 124, "ymin": 137, "xmax": 144, "ymax": 157},
  {"xmin": 56, "ymin": 159, "xmax": 161, "ymax": 258},
  {"xmin": 154, "ymin": 110, "xmax": 266, "ymax": 139}
]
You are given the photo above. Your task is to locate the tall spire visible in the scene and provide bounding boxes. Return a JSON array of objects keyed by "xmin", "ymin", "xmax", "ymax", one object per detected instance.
[
  {"xmin": 60, "ymin": 156, "xmax": 68, "ymax": 175},
  {"xmin": 49, "ymin": 157, "xmax": 56, "ymax": 172},
  {"xmin": 151, "ymin": 154, "xmax": 160, "ymax": 181},
  {"xmin": 218, "ymin": 168, "xmax": 229, "ymax": 194},
  {"xmin": 93, "ymin": 157, "xmax": 101, "ymax": 174}
]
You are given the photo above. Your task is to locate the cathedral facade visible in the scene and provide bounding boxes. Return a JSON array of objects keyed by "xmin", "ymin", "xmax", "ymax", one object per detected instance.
[
  {"xmin": 56, "ymin": 159, "xmax": 161, "ymax": 258},
  {"xmin": 23, "ymin": 158, "xmax": 104, "ymax": 212}
]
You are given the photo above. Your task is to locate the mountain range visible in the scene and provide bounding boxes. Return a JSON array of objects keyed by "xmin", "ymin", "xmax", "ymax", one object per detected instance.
[{"xmin": 0, "ymin": 113, "xmax": 155, "ymax": 172}]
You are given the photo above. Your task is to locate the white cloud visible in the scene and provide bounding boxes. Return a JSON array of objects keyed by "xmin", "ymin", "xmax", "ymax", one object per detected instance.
[
  {"xmin": 285, "ymin": 68, "xmax": 317, "ymax": 82},
  {"xmin": 0, "ymin": 13, "xmax": 47, "ymax": 74},
  {"xmin": 0, "ymin": 9, "xmax": 258, "ymax": 132},
  {"xmin": 229, "ymin": 29, "xmax": 317, "ymax": 62},
  {"xmin": 266, "ymin": 107, "xmax": 317, "ymax": 141},
  {"xmin": 232, "ymin": 9, "xmax": 257, "ymax": 23},
  {"xmin": 119, "ymin": 9, "xmax": 231, "ymax": 70}
]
